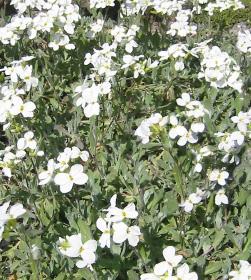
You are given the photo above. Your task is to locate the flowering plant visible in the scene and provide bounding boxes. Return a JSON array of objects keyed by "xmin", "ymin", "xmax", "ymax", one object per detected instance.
[{"xmin": 0, "ymin": 0, "xmax": 251, "ymax": 279}]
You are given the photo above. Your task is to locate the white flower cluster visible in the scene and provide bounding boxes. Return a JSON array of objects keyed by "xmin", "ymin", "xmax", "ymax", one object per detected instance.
[
  {"xmin": 158, "ymin": 43, "xmax": 189, "ymax": 71},
  {"xmin": 169, "ymin": 93, "xmax": 208, "ymax": 146},
  {"xmin": 58, "ymin": 233, "xmax": 97, "ymax": 270},
  {"xmin": 135, "ymin": 94, "xmax": 207, "ymax": 146},
  {"xmin": 229, "ymin": 260, "xmax": 251, "ymax": 280},
  {"xmin": 198, "ymin": 46, "xmax": 243, "ymax": 92},
  {"xmin": 167, "ymin": 9, "xmax": 197, "ymax": 37},
  {"xmin": 169, "ymin": 115, "xmax": 197, "ymax": 146},
  {"xmin": 121, "ymin": 0, "xmax": 186, "ymax": 16},
  {"xmin": 0, "ymin": 131, "xmax": 43, "ymax": 178},
  {"xmin": 38, "ymin": 146, "xmax": 89, "ymax": 193},
  {"xmin": 135, "ymin": 113, "xmax": 168, "ymax": 144},
  {"xmin": 0, "ymin": 56, "xmax": 38, "ymax": 130},
  {"xmin": 181, "ymin": 168, "xmax": 230, "ymax": 212},
  {"xmin": 159, "ymin": 41, "xmax": 243, "ymax": 92},
  {"xmin": 80, "ymin": 34, "xmax": 157, "ymax": 117},
  {"xmin": 75, "ymin": 80, "xmax": 111, "ymax": 118},
  {"xmin": 140, "ymin": 246, "xmax": 198, "ymax": 280},
  {"xmin": 77, "ymin": 34, "xmax": 121, "ymax": 118},
  {"xmin": 0, "ymin": 0, "xmax": 80, "ymax": 50},
  {"xmin": 90, "ymin": 0, "xmax": 115, "ymax": 9},
  {"xmin": 111, "ymin": 24, "xmax": 139, "ymax": 53},
  {"xmin": 0, "ymin": 201, "xmax": 26, "ymax": 242},
  {"xmin": 96, "ymin": 195, "xmax": 141, "ymax": 248},
  {"xmin": 208, "ymin": 169, "xmax": 229, "ymax": 206},
  {"xmin": 58, "ymin": 195, "xmax": 140, "ymax": 270},
  {"xmin": 122, "ymin": 55, "xmax": 159, "ymax": 78},
  {"xmin": 205, "ymin": 0, "xmax": 244, "ymax": 16},
  {"xmin": 84, "ymin": 43, "xmax": 117, "ymax": 81},
  {"xmin": 216, "ymin": 110, "xmax": 251, "ymax": 163},
  {"xmin": 88, "ymin": 19, "xmax": 105, "ymax": 39},
  {"xmin": 202, "ymin": 110, "xmax": 251, "ymax": 207},
  {"xmin": 237, "ymin": 29, "xmax": 251, "ymax": 54}
]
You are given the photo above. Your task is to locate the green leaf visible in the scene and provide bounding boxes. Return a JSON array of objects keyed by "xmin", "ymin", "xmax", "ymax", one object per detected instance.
[
  {"xmin": 127, "ymin": 270, "xmax": 139, "ymax": 280},
  {"xmin": 77, "ymin": 219, "xmax": 92, "ymax": 241},
  {"xmin": 205, "ymin": 261, "xmax": 223, "ymax": 275}
]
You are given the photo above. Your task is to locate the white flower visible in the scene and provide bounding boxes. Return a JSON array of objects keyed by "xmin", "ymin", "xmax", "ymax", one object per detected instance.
[
  {"xmin": 89, "ymin": 19, "xmax": 104, "ymax": 38},
  {"xmin": 90, "ymin": 0, "xmax": 115, "ymax": 9},
  {"xmin": 229, "ymin": 260, "xmax": 251, "ymax": 280},
  {"xmin": 96, "ymin": 217, "xmax": 111, "ymax": 248},
  {"xmin": 58, "ymin": 234, "xmax": 82, "ymax": 258},
  {"xmin": 17, "ymin": 131, "xmax": 37, "ymax": 150},
  {"xmin": 0, "ymin": 201, "xmax": 26, "ymax": 241},
  {"xmin": 176, "ymin": 93, "xmax": 191, "ymax": 107},
  {"xmin": 169, "ymin": 116, "xmax": 187, "ymax": 139},
  {"xmin": 56, "ymin": 148, "xmax": 72, "ymax": 171},
  {"xmin": 54, "ymin": 164, "xmax": 88, "ymax": 193},
  {"xmin": 237, "ymin": 29, "xmax": 251, "ymax": 54},
  {"xmin": 158, "ymin": 44, "xmax": 188, "ymax": 61},
  {"xmin": 58, "ymin": 233, "xmax": 97, "ymax": 270},
  {"xmin": 140, "ymin": 273, "xmax": 160, "ymax": 280},
  {"xmin": 108, "ymin": 203, "xmax": 138, "ymax": 222},
  {"xmin": 215, "ymin": 189, "xmax": 228, "ymax": 206},
  {"xmin": 180, "ymin": 188, "xmax": 206, "ymax": 212},
  {"xmin": 174, "ymin": 60, "xmax": 185, "ymax": 71},
  {"xmin": 231, "ymin": 111, "xmax": 251, "ymax": 133},
  {"xmin": 230, "ymin": 131, "xmax": 245, "ymax": 146},
  {"xmin": 135, "ymin": 113, "xmax": 168, "ymax": 144},
  {"xmin": 76, "ymin": 240, "xmax": 97, "ymax": 269},
  {"xmin": 171, "ymin": 263, "xmax": 198, "ymax": 280},
  {"xmin": 154, "ymin": 246, "xmax": 182, "ymax": 276},
  {"xmin": 18, "ymin": 65, "xmax": 38, "ymax": 90},
  {"xmin": 112, "ymin": 222, "xmax": 141, "ymax": 247},
  {"xmin": 208, "ymin": 169, "xmax": 229, "ymax": 186},
  {"xmin": 177, "ymin": 130, "xmax": 198, "ymax": 146},
  {"xmin": 191, "ymin": 123, "xmax": 205, "ymax": 133},
  {"xmin": 0, "ymin": 202, "xmax": 11, "ymax": 226},
  {"xmin": 10, "ymin": 96, "xmax": 36, "ymax": 118},
  {"xmin": 198, "ymin": 45, "xmax": 243, "ymax": 92},
  {"xmin": 70, "ymin": 146, "xmax": 89, "ymax": 162},
  {"xmin": 8, "ymin": 203, "xmax": 26, "ymax": 219},
  {"xmin": 0, "ymin": 100, "xmax": 12, "ymax": 123},
  {"xmin": 39, "ymin": 159, "xmax": 56, "ymax": 185},
  {"xmin": 75, "ymin": 84, "xmax": 100, "ymax": 118},
  {"xmin": 194, "ymin": 162, "xmax": 202, "ymax": 173}
]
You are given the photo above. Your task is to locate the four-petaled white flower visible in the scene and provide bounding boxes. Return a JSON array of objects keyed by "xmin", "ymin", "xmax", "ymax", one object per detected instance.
[
  {"xmin": 169, "ymin": 116, "xmax": 187, "ymax": 140},
  {"xmin": 180, "ymin": 188, "xmax": 206, "ymax": 213},
  {"xmin": 215, "ymin": 189, "xmax": 228, "ymax": 206},
  {"xmin": 10, "ymin": 96, "xmax": 36, "ymax": 118},
  {"xmin": 17, "ymin": 131, "xmax": 37, "ymax": 151},
  {"xmin": 154, "ymin": 246, "xmax": 183, "ymax": 276},
  {"xmin": 96, "ymin": 217, "xmax": 112, "ymax": 248},
  {"xmin": 113, "ymin": 222, "xmax": 141, "ymax": 247},
  {"xmin": 54, "ymin": 164, "xmax": 88, "ymax": 193},
  {"xmin": 108, "ymin": 203, "xmax": 138, "ymax": 222},
  {"xmin": 208, "ymin": 169, "xmax": 229, "ymax": 186},
  {"xmin": 39, "ymin": 159, "xmax": 56, "ymax": 185},
  {"xmin": 58, "ymin": 233, "xmax": 97, "ymax": 270},
  {"xmin": 171, "ymin": 263, "xmax": 198, "ymax": 280},
  {"xmin": 76, "ymin": 239, "xmax": 97, "ymax": 269}
]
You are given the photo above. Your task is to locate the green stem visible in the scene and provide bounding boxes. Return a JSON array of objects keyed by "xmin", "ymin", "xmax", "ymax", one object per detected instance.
[{"xmin": 161, "ymin": 136, "xmax": 185, "ymax": 201}]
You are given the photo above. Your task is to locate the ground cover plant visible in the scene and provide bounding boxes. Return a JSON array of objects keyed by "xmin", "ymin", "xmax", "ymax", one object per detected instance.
[{"xmin": 0, "ymin": 0, "xmax": 251, "ymax": 279}]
